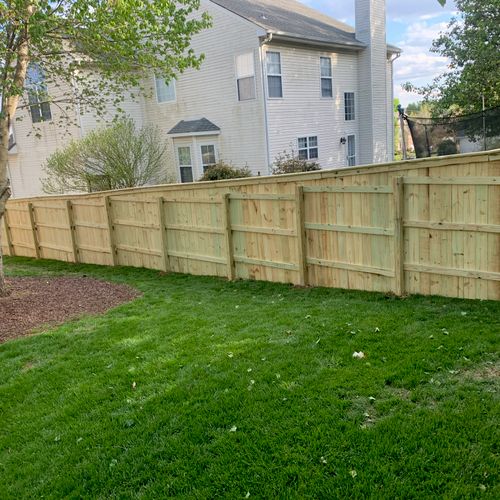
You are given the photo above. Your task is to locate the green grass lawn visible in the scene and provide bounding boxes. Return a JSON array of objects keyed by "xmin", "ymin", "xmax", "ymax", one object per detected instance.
[{"xmin": 1, "ymin": 257, "xmax": 499, "ymax": 499}]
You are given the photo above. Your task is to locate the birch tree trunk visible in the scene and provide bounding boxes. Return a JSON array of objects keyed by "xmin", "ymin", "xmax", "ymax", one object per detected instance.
[
  {"xmin": 0, "ymin": 9, "xmax": 32, "ymax": 296},
  {"xmin": 0, "ymin": 114, "xmax": 11, "ymax": 296}
]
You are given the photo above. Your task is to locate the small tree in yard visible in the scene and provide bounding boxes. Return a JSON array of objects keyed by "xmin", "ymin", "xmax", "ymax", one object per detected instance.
[
  {"xmin": 42, "ymin": 119, "xmax": 172, "ymax": 193},
  {"xmin": 0, "ymin": 1, "xmax": 211, "ymax": 295},
  {"xmin": 272, "ymin": 149, "xmax": 321, "ymax": 175}
]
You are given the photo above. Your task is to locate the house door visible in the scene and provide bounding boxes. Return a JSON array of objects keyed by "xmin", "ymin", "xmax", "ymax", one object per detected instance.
[{"xmin": 177, "ymin": 146, "xmax": 193, "ymax": 183}]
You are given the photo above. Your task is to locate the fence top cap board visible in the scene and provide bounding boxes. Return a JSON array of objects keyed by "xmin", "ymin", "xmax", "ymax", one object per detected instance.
[{"xmin": 8, "ymin": 149, "xmax": 499, "ymax": 204}]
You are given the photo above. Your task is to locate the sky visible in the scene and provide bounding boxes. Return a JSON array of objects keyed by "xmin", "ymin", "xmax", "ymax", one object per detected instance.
[{"xmin": 298, "ymin": 0, "xmax": 457, "ymax": 106}]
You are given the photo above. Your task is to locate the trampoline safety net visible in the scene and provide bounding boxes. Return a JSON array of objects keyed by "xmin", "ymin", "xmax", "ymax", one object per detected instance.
[{"xmin": 404, "ymin": 107, "xmax": 500, "ymax": 158}]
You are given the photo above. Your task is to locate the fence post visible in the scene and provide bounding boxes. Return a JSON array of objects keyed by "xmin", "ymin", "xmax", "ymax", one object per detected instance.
[
  {"xmin": 392, "ymin": 176, "xmax": 405, "ymax": 296},
  {"xmin": 3, "ymin": 209, "xmax": 14, "ymax": 256},
  {"xmin": 104, "ymin": 196, "xmax": 117, "ymax": 266},
  {"xmin": 157, "ymin": 197, "xmax": 170, "ymax": 272},
  {"xmin": 295, "ymin": 185, "xmax": 308, "ymax": 286},
  {"xmin": 66, "ymin": 200, "xmax": 79, "ymax": 263},
  {"xmin": 222, "ymin": 193, "xmax": 235, "ymax": 280},
  {"xmin": 27, "ymin": 202, "xmax": 40, "ymax": 259}
]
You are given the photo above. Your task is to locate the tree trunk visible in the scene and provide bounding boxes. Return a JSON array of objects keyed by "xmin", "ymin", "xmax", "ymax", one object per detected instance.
[{"xmin": 0, "ymin": 114, "xmax": 11, "ymax": 297}]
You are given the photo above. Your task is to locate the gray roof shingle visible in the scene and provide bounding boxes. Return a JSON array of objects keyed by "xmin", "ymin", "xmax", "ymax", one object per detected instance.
[
  {"xmin": 210, "ymin": 0, "xmax": 365, "ymax": 49},
  {"xmin": 168, "ymin": 118, "xmax": 221, "ymax": 135}
]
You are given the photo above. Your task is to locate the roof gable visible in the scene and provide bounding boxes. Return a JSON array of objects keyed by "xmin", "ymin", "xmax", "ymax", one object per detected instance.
[
  {"xmin": 210, "ymin": 0, "xmax": 364, "ymax": 49},
  {"xmin": 168, "ymin": 118, "xmax": 221, "ymax": 136}
]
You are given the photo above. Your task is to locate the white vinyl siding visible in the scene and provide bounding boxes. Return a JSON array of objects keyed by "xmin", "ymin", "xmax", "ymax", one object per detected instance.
[
  {"xmin": 347, "ymin": 135, "xmax": 356, "ymax": 166},
  {"xmin": 155, "ymin": 76, "xmax": 176, "ymax": 103},
  {"xmin": 320, "ymin": 57, "xmax": 333, "ymax": 98},
  {"xmin": 266, "ymin": 51, "xmax": 283, "ymax": 98},
  {"xmin": 236, "ymin": 52, "xmax": 256, "ymax": 101},
  {"xmin": 178, "ymin": 146, "xmax": 193, "ymax": 183},
  {"xmin": 344, "ymin": 92, "xmax": 355, "ymax": 121},
  {"xmin": 298, "ymin": 136, "xmax": 318, "ymax": 160}
]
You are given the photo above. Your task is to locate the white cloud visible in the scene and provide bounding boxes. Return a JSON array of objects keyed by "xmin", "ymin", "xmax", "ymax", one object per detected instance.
[{"xmin": 394, "ymin": 20, "xmax": 450, "ymax": 105}]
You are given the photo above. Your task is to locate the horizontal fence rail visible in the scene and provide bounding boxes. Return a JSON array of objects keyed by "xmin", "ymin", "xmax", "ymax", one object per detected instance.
[{"xmin": 2, "ymin": 150, "xmax": 499, "ymax": 300}]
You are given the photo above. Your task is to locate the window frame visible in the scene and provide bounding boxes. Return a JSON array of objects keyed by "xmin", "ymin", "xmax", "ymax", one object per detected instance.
[
  {"xmin": 235, "ymin": 52, "xmax": 256, "ymax": 102},
  {"xmin": 199, "ymin": 143, "xmax": 218, "ymax": 173},
  {"xmin": 320, "ymin": 57, "xmax": 333, "ymax": 99},
  {"xmin": 154, "ymin": 75, "xmax": 176, "ymax": 104},
  {"xmin": 347, "ymin": 134, "xmax": 356, "ymax": 166},
  {"xmin": 344, "ymin": 92, "xmax": 356, "ymax": 121},
  {"xmin": 266, "ymin": 51, "xmax": 283, "ymax": 99},
  {"xmin": 297, "ymin": 136, "xmax": 319, "ymax": 161},
  {"xmin": 26, "ymin": 64, "xmax": 52, "ymax": 124},
  {"xmin": 177, "ymin": 145, "xmax": 194, "ymax": 183}
]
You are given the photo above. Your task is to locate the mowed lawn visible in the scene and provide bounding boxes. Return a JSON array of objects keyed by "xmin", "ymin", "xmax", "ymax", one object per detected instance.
[{"xmin": 1, "ymin": 257, "xmax": 499, "ymax": 499}]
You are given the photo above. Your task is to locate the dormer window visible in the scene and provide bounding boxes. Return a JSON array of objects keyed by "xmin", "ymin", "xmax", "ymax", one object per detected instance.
[{"xmin": 26, "ymin": 64, "xmax": 51, "ymax": 123}]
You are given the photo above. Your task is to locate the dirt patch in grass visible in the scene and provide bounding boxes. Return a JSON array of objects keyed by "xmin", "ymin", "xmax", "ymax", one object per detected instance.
[{"xmin": 0, "ymin": 276, "xmax": 140, "ymax": 343}]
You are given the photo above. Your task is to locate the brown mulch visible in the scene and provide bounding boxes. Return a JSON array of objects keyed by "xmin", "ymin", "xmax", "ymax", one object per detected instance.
[{"xmin": 0, "ymin": 277, "xmax": 140, "ymax": 343}]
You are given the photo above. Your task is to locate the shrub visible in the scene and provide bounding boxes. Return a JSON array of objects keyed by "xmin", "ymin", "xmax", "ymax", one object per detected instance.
[
  {"xmin": 437, "ymin": 139, "xmax": 458, "ymax": 156},
  {"xmin": 42, "ymin": 118, "xmax": 171, "ymax": 193},
  {"xmin": 272, "ymin": 150, "xmax": 321, "ymax": 175},
  {"xmin": 199, "ymin": 162, "xmax": 252, "ymax": 181}
]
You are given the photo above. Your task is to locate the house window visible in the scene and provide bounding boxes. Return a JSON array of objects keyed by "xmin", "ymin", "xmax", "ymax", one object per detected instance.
[
  {"xmin": 320, "ymin": 57, "xmax": 333, "ymax": 98},
  {"xmin": 177, "ymin": 146, "xmax": 193, "ymax": 183},
  {"xmin": 298, "ymin": 136, "xmax": 318, "ymax": 160},
  {"xmin": 8, "ymin": 125, "xmax": 16, "ymax": 151},
  {"xmin": 266, "ymin": 52, "xmax": 282, "ymax": 98},
  {"xmin": 344, "ymin": 92, "xmax": 355, "ymax": 121},
  {"xmin": 200, "ymin": 145, "xmax": 217, "ymax": 172},
  {"xmin": 347, "ymin": 135, "xmax": 356, "ymax": 166},
  {"xmin": 26, "ymin": 64, "xmax": 51, "ymax": 123},
  {"xmin": 155, "ymin": 76, "xmax": 176, "ymax": 103},
  {"xmin": 236, "ymin": 52, "xmax": 256, "ymax": 101}
]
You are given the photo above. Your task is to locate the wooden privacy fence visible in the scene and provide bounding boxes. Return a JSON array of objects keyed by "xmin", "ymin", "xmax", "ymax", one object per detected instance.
[{"xmin": 2, "ymin": 150, "xmax": 500, "ymax": 300}]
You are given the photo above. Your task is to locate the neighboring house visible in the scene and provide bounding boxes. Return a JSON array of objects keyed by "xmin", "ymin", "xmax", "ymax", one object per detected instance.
[{"xmin": 7, "ymin": 0, "xmax": 400, "ymax": 198}]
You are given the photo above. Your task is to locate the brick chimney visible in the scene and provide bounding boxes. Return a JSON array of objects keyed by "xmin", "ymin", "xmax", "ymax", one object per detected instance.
[{"xmin": 355, "ymin": 0, "xmax": 389, "ymax": 164}]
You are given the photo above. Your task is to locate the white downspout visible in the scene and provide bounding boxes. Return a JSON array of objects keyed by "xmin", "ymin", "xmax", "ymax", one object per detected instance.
[{"xmin": 260, "ymin": 33, "xmax": 273, "ymax": 174}]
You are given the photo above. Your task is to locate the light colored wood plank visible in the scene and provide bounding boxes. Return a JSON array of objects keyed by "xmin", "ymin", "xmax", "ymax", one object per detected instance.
[
  {"xmin": 392, "ymin": 177, "xmax": 405, "ymax": 295},
  {"xmin": 233, "ymin": 256, "xmax": 299, "ymax": 271},
  {"xmin": 229, "ymin": 193, "xmax": 295, "ymax": 201},
  {"xmin": 113, "ymin": 219, "xmax": 160, "ymax": 230},
  {"xmin": 27, "ymin": 202, "xmax": 40, "ymax": 258},
  {"xmin": 167, "ymin": 250, "xmax": 226, "ymax": 265},
  {"xmin": 164, "ymin": 197, "xmax": 222, "ymax": 204},
  {"xmin": 307, "ymin": 257, "xmax": 395, "ymax": 278},
  {"xmin": 404, "ymin": 220, "xmax": 500, "ymax": 234},
  {"xmin": 77, "ymin": 244, "xmax": 112, "ymax": 254},
  {"xmin": 295, "ymin": 185, "xmax": 308, "ymax": 286},
  {"xmin": 305, "ymin": 223, "xmax": 394, "ymax": 236},
  {"xmin": 104, "ymin": 196, "xmax": 117, "ymax": 266},
  {"xmin": 404, "ymin": 264, "xmax": 500, "ymax": 281},
  {"xmin": 222, "ymin": 193, "xmax": 235, "ymax": 280},
  {"xmin": 66, "ymin": 201, "xmax": 79, "ymax": 263},
  {"xmin": 304, "ymin": 185, "xmax": 392, "ymax": 193},
  {"xmin": 231, "ymin": 225, "xmax": 296, "ymax": 236},
  {"xmin": 403, "ymin": 176, "xmax": 499, "ymax": 185},
  {"xmin": 157, "ymin": 197, "xmax": 170, "ymax": 272},
  {"xmin": 165, "ymin": 224, "xmax": 225, "ymax": 235},
  {"xmin": 115, "ymin": 244, "xmax": 162, "ymax": 257}
]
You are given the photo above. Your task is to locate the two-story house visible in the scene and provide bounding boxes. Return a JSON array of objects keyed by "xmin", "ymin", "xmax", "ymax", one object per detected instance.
[{"xmin": 7, "ymin": 0, "xmax": 400, "ymax": 198}]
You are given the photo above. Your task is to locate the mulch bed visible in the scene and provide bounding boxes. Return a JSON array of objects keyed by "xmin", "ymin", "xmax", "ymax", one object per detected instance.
[{"xmin": 0, "ymin": 277, "xmax": 140, "ymax": 343}]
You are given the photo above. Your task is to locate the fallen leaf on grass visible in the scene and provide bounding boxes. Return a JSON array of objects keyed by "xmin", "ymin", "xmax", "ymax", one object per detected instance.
[
  {"xmin": 352, "ymin": 352, "xmax": 365, "ymax": 359},
  {"xmin": 350, "ymin": 470, "xmax": 357, "ymax": 478},
  {"xmin": 229, "ymin": 426, "xmax": 237, "ymax": 432}
]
